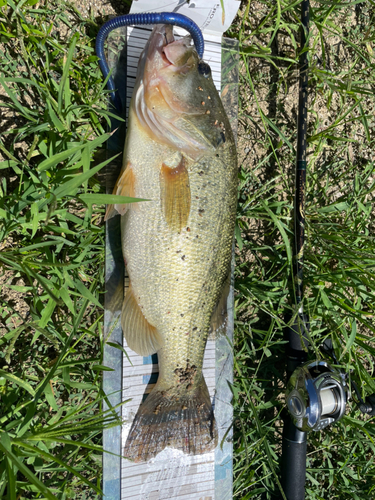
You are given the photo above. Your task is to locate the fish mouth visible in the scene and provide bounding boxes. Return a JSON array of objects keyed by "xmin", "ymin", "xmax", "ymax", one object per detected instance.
[
  {"xmin": 161, "ymin": 25, "xmax": 175, "ymax": 62},
  {"xmin": 161, "ymin": 46, "xmax": 174, "ymax": 65},
  {"xmin": 148, "ymin": 24, "xmax": 193, "ymax": 69}
]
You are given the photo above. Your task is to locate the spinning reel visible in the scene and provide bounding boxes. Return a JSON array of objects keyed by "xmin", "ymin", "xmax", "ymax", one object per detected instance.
[
  {"xmin": 285, "ymin": 345, "xmax": 375, "ymax": 433},
  {"xmin": 286, "ymin": 360, "xmax": 349, "ymax": 432}
]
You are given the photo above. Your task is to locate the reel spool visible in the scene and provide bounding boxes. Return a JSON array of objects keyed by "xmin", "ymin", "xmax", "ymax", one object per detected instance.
[{"xmin": 286, "ymin": 360, "xmax": 350, "ymax": 432}]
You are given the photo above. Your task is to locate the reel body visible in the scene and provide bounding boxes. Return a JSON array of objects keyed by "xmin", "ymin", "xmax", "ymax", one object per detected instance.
[{"xmin": 286, "ymin": 360, "xmax": 349, "ymax": 432}]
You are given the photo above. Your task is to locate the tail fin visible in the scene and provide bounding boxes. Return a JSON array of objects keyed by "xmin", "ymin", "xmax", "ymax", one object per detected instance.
[{"xmin": 124, "ymin": 378, "xmax": 217, "ymax": 462}]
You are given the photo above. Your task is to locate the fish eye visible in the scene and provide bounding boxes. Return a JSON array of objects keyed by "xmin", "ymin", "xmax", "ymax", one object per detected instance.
[{"xmin": 198, "ymin": 62, "xmax": 211, "ymax": 78}]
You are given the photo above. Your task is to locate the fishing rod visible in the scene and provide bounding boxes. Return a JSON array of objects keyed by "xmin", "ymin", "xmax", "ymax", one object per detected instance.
[
  {"xmin": 279, "ymin": 1, "xmax": 311, "ymax": 495},
  {"xmin": 95, "ymin": 12, "xmax": 204, "ymax": 113},
  {"xmin": 278, "ymin": 0, "xmax": 350, "ymax": 498},
  {"xmin": 279, "ymin": 1, "xmax": 375, "ymax": 498}
]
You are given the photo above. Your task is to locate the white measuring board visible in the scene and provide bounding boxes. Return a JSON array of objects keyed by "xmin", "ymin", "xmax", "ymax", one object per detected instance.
[
  {"xmin": 103, "ymin": 17, "xmax": 239, "ymax": 499},
  {"xmin": 119, "ymin": 26, "xmax": 234, "ymax": 500}
]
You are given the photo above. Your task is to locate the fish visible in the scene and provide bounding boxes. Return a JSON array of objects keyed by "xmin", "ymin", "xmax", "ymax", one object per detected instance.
[{"xmin": 106, "ymin": 24, "xmax": 238, "ymax": 462}]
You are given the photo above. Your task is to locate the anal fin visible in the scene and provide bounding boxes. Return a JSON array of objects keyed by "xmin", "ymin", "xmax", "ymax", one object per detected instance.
[
  {"xmin": 105, "ymin": 162, "xmax": 136, "ymax": 221},
  {"xmin": 122, "ymin": 284, "xmax": 163, "ymax": 356},
  {"xmin": 160, "ymin": 156, "xmax": 191, "ymax": 232}
]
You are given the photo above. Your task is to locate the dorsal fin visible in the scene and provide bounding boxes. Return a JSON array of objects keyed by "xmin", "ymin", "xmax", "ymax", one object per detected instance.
[{"xmin": 160, "ymin": 156, "xmax": 191, "ymax": 232}]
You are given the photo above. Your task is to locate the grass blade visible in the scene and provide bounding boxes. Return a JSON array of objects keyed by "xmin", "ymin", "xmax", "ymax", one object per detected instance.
[
  {"xmin": 0, "ymin": 434, "xmax": 58, "ymax": 500},
  {"xmin": 58, "ymin": 32, "xmax": 79, "ymax": 114},
  {"xmin": 0, "ymin": 369, "xmax": 35, "ymax": 397}
]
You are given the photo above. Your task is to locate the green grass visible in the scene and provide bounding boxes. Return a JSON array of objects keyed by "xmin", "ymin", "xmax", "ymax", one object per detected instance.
[
  {"xmin": 0, "ymin": 1, "xmax": 124, "ymax": 497},
  {"xmin": 0, "ymin": 0, "xmax": 375, "ymax": 498}
]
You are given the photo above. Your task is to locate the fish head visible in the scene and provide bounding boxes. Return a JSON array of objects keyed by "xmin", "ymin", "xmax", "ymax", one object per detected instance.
[{"xmin": 133, "ymin": 25, "xmax": 230, "ymax": 158}]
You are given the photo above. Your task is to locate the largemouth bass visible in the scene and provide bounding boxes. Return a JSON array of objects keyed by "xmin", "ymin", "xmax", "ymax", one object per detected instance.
[{"xmin": 106, "ymin": 24, "xmax": 237, "ymax": 462}]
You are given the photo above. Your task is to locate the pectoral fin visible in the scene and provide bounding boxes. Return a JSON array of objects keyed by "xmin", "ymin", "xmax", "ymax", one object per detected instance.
[
  {"xmin": 105, "ymin": 163, "xmax": 135, "ymax": 221},
  {"xmin": 160, "ymin": 156, "xmax": 191, "ymax": 232},
  {"xmin": 122, "ymin": 284, "xmax": 163, "ymax": 356}
]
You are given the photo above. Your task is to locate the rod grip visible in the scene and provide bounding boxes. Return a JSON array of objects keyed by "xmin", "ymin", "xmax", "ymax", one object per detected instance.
[{"xmin": 281, "ymin": 416, "xmax": 307, "ymax": 500}]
